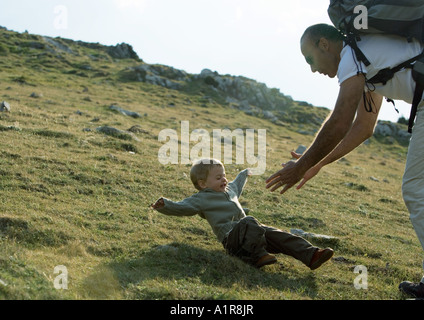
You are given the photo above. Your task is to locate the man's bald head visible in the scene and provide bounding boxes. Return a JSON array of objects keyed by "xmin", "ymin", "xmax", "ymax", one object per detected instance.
[{"xmin": 301, "ymin": 24, "xmax": 344, "ymax": 44}]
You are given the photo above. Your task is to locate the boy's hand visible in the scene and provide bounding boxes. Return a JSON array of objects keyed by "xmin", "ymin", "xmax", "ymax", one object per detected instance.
[
  {"xmin": 246, "ymin": 168, "xmax": 253, "ymax": 177},
  {"xmin": 151, "ymin": 198, "xmax": 165, "ymax": 210}
]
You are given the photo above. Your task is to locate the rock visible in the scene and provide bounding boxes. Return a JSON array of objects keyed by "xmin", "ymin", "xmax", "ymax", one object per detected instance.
[
  {"xmin": 199, "ymin": 69, "xmax": 215, "ymax": 78},
  {"xmin": 117, "ymin": 63, "xmax": 330, "ymax": 128},
  {"xmin": 374, "ymin": 120, "xmax": 411, "ymax": 144},
  {"xmin": 295, "ymin": 145, "xmax": 307, "ymax": 155},
  {"xmin": 397, "ymin": 129, "xmax": 412, "ymax": 141},
  {"xmin": 128, "ymin": 125, "xmax": 149, "ymax": 134},
  {"xmin": 297, "ymin": 130, "xmax": 315, "ymax": 136},
  {"xmin": 375, "ymin": 122, "xmax": 393, "ymax": 136},
  {"xmin": 96, "ymin": 126, "xmax": 140, "ymax": 141},
  {"xmin": 109, "ymin": 105, "xmax": 141, "ymax": 118},
  {"xmin": 338, "ymin": 157, "xmax": 349, "ymax": 164},
  {"xmin": 26, "ymin": 41, "xmax": 45, "ymax": 50},
  {"xmin": 107, "ymin": 43, "xmax": 140, "ymax": 60},
  {"xmin": 195, "ymin": 69, "xmax": 292, "ymax": 113},
  {"xmin": 0, "ymin": 101, "xmax": 10, "ymax": 112},
  {"xmin": 43, "ymin": 36, "xmax": 74, "ymax": 54},
  {"xmin": 123, "ymin": 64, "xmax": 185, "ymax": 90},
  {"xmin": 30, "ymin": 92, "xmax": 43, "ymax": 98},
  {"xmin": 263, "ymin": 110, "xmax": 278, "ymax": 123}
]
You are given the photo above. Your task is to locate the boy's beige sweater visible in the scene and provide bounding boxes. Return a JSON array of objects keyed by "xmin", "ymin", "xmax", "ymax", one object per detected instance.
[{"xmin": 157, "ymin": 169, "xmax": 249, "ymax": 243}]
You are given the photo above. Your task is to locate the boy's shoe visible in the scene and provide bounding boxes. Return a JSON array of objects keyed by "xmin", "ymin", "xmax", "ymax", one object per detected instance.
[
  {"xmin": 399, "ymin": 281, "xmax": 424, "ymax": 299},
  {"xmin": 255, "ymin": 254, "xmax": 277, "ymax": 268},
  {"xmin": 309, "ymin": 248, "xmax": 334, "ymax": 270}
]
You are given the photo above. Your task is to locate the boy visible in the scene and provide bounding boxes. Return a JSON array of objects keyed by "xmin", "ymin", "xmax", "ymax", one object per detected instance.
[{"xmin": 151, "ymin": 159, "xmax": 334, "ymax": 269}]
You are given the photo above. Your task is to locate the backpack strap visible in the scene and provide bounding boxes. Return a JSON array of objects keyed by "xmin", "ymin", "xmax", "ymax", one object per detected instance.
[
  {"xmin": 368, "ymin": 52, "xmax": 424, "ymax": 85},
  {"xmin": 365, "ymin": 51, "xmax": 424, "ymax": 133},
  {"xmin": 409, "ymin": 83, "xmax": 423, "ymax": 133},
  {"xmin": 409, "ymin": 54, "xmax": 424, "ymax": 133},
  {"xmin": 345, "ymin": 33, "xmax": 371, "ymax": 67}
]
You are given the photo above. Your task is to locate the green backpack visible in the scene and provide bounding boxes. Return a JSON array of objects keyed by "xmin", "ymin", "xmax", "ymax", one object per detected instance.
[{"xmin": 328, "ymin": 0, "xmax": 424, "ymax": 133}]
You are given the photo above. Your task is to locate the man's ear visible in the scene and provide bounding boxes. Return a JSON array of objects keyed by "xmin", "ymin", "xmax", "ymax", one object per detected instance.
[{"xmin": 318, "ymin": 37, "xmax": 330, "ymax": 51}]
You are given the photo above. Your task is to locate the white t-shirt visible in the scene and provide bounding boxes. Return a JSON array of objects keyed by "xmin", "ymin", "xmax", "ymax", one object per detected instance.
[{"xmin": 337, "ymin": 34, "xmax": 424, "ymax": 104}]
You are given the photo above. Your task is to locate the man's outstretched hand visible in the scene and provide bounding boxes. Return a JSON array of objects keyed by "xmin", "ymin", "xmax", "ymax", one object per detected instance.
[
  {"xmin": 266, "ymin": 151, "xmax": 322, "ymax": 194},
  {"xmin": 266, "ymin": 159, "xmax": 304, "ymax": 194}
]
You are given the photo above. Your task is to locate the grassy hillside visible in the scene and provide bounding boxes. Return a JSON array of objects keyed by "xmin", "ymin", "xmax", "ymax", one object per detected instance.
[{"xmin": 0, "ymin": 27, "xmax": 420, "ymax": 300}]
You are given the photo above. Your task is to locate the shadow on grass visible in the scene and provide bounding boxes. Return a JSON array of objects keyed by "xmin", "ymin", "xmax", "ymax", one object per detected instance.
[{"xmin": 82, "ymin": 242, "xmax": 319, "ymax": 299}]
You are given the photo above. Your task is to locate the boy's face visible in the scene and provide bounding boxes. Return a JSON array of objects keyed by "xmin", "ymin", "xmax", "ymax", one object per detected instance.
[{"xmin": 200, "ymin": 166, "xmax": 228, "ymax": 192}]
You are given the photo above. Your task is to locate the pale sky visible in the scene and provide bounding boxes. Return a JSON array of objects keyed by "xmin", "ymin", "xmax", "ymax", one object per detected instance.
[{"xmin": 0, "ymin": 0, "xmax": 411, "ymax": 122}]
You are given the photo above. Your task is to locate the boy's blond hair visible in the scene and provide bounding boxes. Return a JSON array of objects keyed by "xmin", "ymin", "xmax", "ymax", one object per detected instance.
[{"xmin": 190, "ymin": 158, "xmax": 224, "ymax": 191}]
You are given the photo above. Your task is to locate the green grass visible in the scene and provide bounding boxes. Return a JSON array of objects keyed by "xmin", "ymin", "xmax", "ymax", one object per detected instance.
[{"xmin": 0, "ymin": 27, "xmax": 421, "ymax": 300}]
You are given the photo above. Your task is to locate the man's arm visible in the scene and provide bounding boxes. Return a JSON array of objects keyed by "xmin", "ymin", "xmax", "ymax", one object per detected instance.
[
  {"xmin": 296, "ymin": 91, "xmax": 383, "ymax": 189},
  {"xmin": 266, "ymin": 74, "xmax": 366, "ymax": 194}
]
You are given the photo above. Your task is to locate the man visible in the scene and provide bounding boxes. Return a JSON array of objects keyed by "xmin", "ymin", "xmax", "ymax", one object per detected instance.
[{"xmin": 266, "ymin": 23, "xmax": 424, "ymax": 299}]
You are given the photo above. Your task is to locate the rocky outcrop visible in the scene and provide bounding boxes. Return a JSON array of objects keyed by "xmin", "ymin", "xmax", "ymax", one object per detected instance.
[
  {"xmin": 373, "ymin": 120, "xmax": 411, "ymax": 145},
  {"xmin": 96, "ymin": 126, "xmax": 140, "ymax": 141},
  {"xmin": 119, "ymin": 65, "xmax": 330, "ymax": 129},
  {"xmin": 42, "ymin": 36, "xmax": 74, "ymax": 55},
  {"xmin": 109, "ymin": 105, "xmax": 142, "ymax": 118},
  {"xmin": 106, "ymin": 43, "xmax": 140, "ymax": 60},
  {"xmin": 119, "ymin": 63, "xmax": 188, "ymax": 90},
  {"xmin": 196, "ymin": 68, "xmax": 291, "ymax": 112},
  {"xmin": 41, "ymin": 36, "xmax": 140, "ymax": 61}
]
